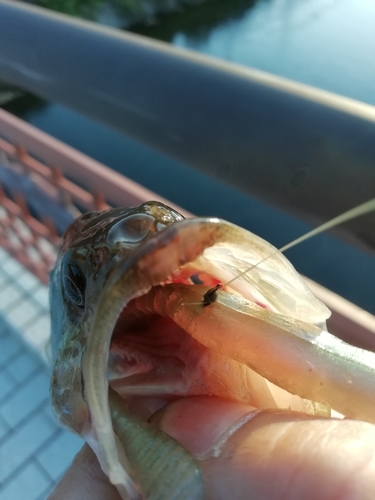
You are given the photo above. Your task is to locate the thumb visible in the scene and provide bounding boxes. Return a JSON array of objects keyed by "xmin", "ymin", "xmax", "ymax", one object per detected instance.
[{"xmin": 154, "ymin": 397, "xmax": 375, "ymax": 500}]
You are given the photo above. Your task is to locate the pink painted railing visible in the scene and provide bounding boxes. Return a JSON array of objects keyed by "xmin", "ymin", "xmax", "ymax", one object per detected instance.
[
  {"xmin": 0, "ymin": 108, "xmax": 189, "ymax": 283},
  {"xmin": 0, "ymin": 108, "xmax": 374, "ymax": 351}
]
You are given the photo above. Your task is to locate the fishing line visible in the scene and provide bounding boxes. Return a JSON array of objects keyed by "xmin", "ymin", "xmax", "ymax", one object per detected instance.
[{"xmin": 223, "ymin": 197, "xmax": 375, "ymax": 289}]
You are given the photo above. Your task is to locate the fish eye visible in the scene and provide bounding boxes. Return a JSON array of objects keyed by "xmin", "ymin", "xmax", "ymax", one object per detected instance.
[
  {"xmin": 63, "ymin": 264, "xmax": 86, "ymax": 308},
  {"xmin": 107, "ymin": 213, "xmax": 155, "ymax": 245}
]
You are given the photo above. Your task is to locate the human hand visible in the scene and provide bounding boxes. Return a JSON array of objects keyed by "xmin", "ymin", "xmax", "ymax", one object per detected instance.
[{"xmin": 48, "ymin": 397, "xmax": 375, "ymax": 500}]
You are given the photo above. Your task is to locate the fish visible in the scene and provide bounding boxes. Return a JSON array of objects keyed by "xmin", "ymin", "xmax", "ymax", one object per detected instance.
[{"xmin": 50, "ymin": 200, "xmax": 375, "ymax": 500}]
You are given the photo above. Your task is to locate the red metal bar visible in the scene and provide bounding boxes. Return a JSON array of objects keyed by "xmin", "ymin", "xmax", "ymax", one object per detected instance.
[
  {"xmin": 1, "ymin": 108, "xmax": 374, "ymax": 351},
  {"xmin": 0, "ymin": 107, "xmax": 190, "ymax": 291},
  {"xmin": 0, "ymin": 108, "xmax": 190, "ymax": 215}
]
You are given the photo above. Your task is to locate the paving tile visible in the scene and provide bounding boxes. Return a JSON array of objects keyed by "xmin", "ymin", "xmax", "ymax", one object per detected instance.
[
  {"xmin": 0, "ymin": 411, "xmax": 57, "ymax": 483},
  {"xmin": 37, "ymin": 430, "xmax": 83, "ymax": 481},
  {"xmin": 2, "ymin": 258, "xmax": 25, "ymax": 278},
  {"xmin": 22, "ymin": 314, "xmax": 51, "ymax": 350},
  {"xmin": 32, "ymin": 286, "xmax": 50, "ymax": 310},
  {"xmin": 0, "ymin": 247, "xmax": 11, "ymax": 263},
  {"xmin": 0, "ymin": 255, "xmax": 82, "ymax": 499},
  {"xmin": 0, "ymin": 283, "xmax": 24, "ymax": 311},
  {"xmin": 0, "ymin": 325, "xmax": 7, "ymax": 339},
  {"xmin": 12, "ymin": 269, "xmax": 41, "ymax": 292},
  {"xmin": 0, "ymin": 326, "xmax": 6, "ymax": 339},
  {"xmin": 0, "ymin": 369, "xmax": 16, "ymax": 401},
  {"xmin": 43, "ymin": 401, "xmax": 58, "ymax": 425},
  {"xmin": 0, "ymin": 460, "xmax": 51, "ymax": 500},
  {"xmin": 39, "ymin": 482, "xmax": 56, "ymax": 500},
  {"xmin": 6, "ymin": 299, "xmax": 41, "ymax": 329},
  {"xmin": 0, "ymin": 253, "xmax": 50, "ymax": 356},
  {"xmin": 0, "ymin": 271, "xmax": 10, "ymax": 289},
  {"xmin": 0, "ymin": 371, "xmax": 49, "ymax": 428},
  {"xmin": 6, "ymin": 350, "xmax": 41, "ymax": 384},
  {"xmin": 0, "ymin": 415, "xmax": 9, "ymax": 441},
  {"xmin": 0, "ymin": 334, "xmax": 23, "ymax": 368},
  {"xmin": 0, "ymin": 316, "xmax": 12, "ymax": 338},
  {"xmin": 0, "ymin": 264, "xmax": 10, "ymax": 275}
]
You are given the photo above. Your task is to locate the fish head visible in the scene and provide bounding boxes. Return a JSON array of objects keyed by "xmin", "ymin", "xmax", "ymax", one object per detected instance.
[
  {"xmin": 50, "ymin": 202, "xmax": 184, "ymax": 434},
  {"xmin": 50, "ymin": 201, "xmax": 340, "ymax": 499}
]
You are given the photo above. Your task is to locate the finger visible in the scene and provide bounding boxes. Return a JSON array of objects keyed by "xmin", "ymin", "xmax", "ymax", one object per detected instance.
[
  {"xmin": 202, "ymin": 411, "xmax": 375, "ymax": 500},
  {"xmin": 49, "ymin": 399, "xmax": 375, "ymax": 500},
  {"xmin": 47, "ymin": 443, "xmax": 122, "ymax": 500},
  {"xmin": 154, "ymin": 397, "xmax": 375, "ymax": 500}
]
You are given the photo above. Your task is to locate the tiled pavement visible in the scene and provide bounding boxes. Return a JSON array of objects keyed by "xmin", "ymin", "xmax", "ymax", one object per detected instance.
[{"xmin": 0, "ymin": 249, "xmax": 82, "ymax": 499}]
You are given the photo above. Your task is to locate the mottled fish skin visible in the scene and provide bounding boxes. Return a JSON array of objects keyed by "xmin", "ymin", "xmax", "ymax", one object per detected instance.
[{"xmin": 50, "ymin": 202, "xmax": 184, "ymax": 435}]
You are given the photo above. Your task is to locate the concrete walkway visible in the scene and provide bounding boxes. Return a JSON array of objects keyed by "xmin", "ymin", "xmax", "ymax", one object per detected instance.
[{"xmin": 0, "ymin": 249, "xmax": 82, "ymax": 499}]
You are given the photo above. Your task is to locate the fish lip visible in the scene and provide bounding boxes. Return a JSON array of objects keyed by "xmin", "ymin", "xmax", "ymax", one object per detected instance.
[
  {"xmin": 81, "ymin": 217, "xmax": 229, "ymax": 493},
  {"xmin": 102, "ymin": 216, "xmax": 222, "ymax": 294}
]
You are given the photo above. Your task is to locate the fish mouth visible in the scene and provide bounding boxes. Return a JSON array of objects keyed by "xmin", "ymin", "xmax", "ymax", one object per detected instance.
[
  {"xmin": 82, "ymin": 216, "xmax": 331, "ymax": 498},
  {"xmin": 107, "ymin": 277, "xmax": 324, "ymax": 452},
  {"xmin": 107, "ymin": 277, "xmax": 285, "ymax": 461},
  {"xmin": 109, "ymin": 279, "xmax": 266, "ymax": 417}
]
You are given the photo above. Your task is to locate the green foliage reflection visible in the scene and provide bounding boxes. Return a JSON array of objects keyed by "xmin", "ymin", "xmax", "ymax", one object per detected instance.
[
  {"xmin": 34, "ymin": 0, "xmax": 258, "ymax": 33},
  {"xmin": 37, "ymin": 0, "xmax": 101, "ymax": 17}
]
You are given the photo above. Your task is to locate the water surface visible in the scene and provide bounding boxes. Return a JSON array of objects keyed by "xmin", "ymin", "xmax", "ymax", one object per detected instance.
[{"xmin": 3, "ymin": 0, "xmax": 375, "ymax": 312}]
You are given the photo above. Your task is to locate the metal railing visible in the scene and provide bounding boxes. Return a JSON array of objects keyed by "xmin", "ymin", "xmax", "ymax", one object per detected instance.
[
  {"xmin": 0, "ymin": 107, "xmax": 188, "ymax": 283},
  {"xmin": 1, "ymin": 0, "xmax": 375, "ymax": 252},
  {"xmin": 0, "ymin": 2, "xmax": 375, "ymax": 352},
  {"xmin": 0, "ymin": 107, "xmax": 375, "ymax": 353}
]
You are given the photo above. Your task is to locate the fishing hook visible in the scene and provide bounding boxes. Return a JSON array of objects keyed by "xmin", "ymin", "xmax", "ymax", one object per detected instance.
[{"xmin": 202, "ymin": 283, "xmax": 222, "ymax": 307}]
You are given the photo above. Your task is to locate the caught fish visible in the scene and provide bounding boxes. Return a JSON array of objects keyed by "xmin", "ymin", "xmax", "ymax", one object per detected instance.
[{"xmin": 50, "ymin": 201, "xmax": 375, "ymax": 500}]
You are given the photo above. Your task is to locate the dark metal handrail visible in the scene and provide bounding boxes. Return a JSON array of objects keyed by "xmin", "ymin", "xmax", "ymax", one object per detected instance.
[{"xmin": 1, "ymin": 0, "xmax": 375, "ymax": 252}]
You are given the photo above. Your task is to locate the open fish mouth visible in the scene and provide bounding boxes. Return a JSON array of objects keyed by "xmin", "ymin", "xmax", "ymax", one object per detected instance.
[{"xmin": 50, "ymin": 202, "xmax": 375, "ymax": 500}]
